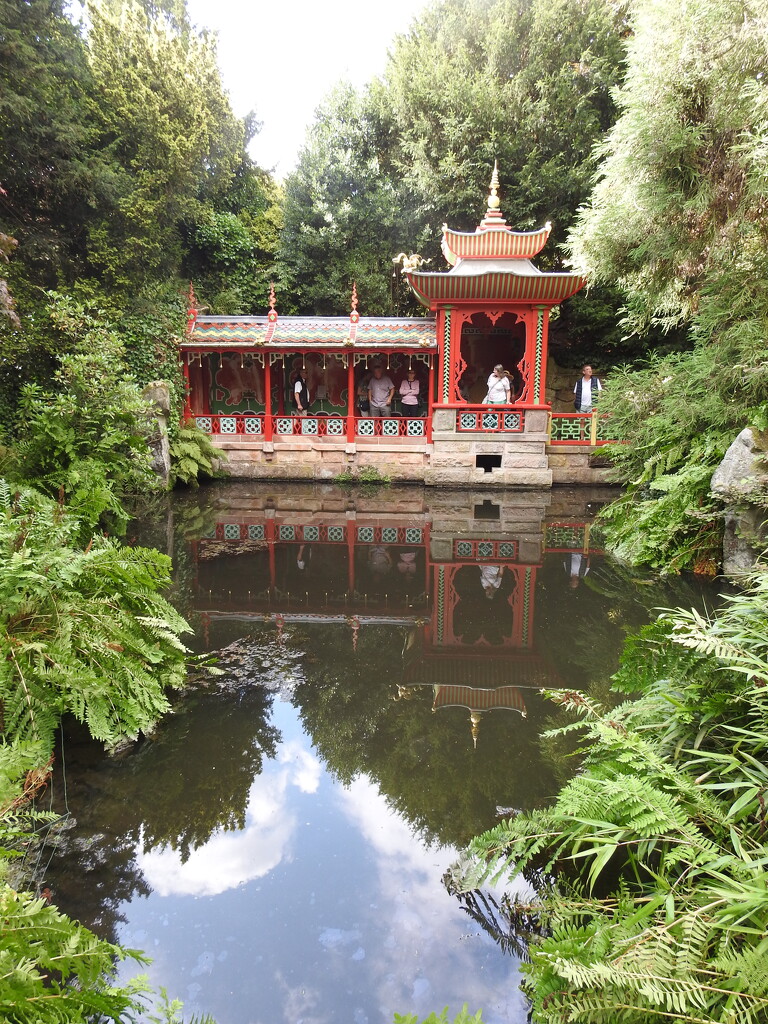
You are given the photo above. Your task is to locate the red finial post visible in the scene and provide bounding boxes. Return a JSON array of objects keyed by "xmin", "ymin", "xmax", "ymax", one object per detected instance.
[
  {"xmin": 186, "ymin": 282, "xmax": 198, "ymax": 335},
  {"xmin": 350, "ymin": 281, "xmax": 359, "ymax": 324}
]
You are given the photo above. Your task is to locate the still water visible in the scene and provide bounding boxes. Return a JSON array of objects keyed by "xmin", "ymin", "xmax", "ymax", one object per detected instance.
[{"xmin": 42, "ymin": 484, "xmax": 710, "ymax": 1024}]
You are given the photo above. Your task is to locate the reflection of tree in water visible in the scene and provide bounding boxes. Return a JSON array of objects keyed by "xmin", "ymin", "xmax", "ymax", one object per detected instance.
[
  {"xmin": 44, "ymin": 661, "xmax": 280, "ymax": 943},
  {"xmin": 535, "ymin": 555, "xmax": 712, "ymax": 781},
  {"xmin": 290, "ymin": 624, "xmax": 556, "ymax": 848}
]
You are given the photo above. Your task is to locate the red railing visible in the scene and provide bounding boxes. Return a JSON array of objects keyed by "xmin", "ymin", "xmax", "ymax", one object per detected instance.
[
  {"xmin": 194, "ymin": 414, "xmax": 263, "ymax": 436},
  {"xmin": 195, "ymin": 413, "xmax": 430, "ymax": 441},
  {"xmin": 454, "ymin": 407, "xmax": 525, "ymax": 433}
]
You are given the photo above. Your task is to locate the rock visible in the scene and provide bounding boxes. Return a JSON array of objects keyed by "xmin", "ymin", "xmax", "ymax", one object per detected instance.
[
  {"xmin": 142, "ymin": 381, "xmax": 172, "ymax": 486},
  {"xmin": 710, "ymin": 428, "xmax": 768, "ymax": 577}
]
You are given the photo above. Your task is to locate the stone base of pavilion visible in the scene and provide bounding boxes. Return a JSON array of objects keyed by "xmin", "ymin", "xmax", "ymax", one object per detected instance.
[{"xmin": 207, "ymin": 407, "xmax": 613, "ymax": 487}]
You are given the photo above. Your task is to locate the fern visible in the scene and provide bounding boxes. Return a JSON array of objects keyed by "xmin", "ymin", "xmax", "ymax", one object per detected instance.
[
  {"xmin": 169, "ymin": 424, "xmax": 222, "ymax": 487},
  {"xmin": 454, "ymin": 569, "xmax": 768, "ymax": 1022}
]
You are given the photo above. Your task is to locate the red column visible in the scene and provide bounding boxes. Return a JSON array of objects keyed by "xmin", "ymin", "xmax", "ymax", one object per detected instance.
[
  {"xmin": 347, "ymin": 520, "xmax": 355, "ymax": 596},
  {"xmin": 182, "ymin": 355, "xmax": 193, "ymax": 420},
  {"xmin": 426, "ymin": 356, "xmax": 434, "ymax": 441},
  {"xmin": 346, "ymin": 356, "xmax": 356, "ymax": 442},
  {"xmin": 264, "ymin": 356, "xmax": 273, "ymax": 441}
]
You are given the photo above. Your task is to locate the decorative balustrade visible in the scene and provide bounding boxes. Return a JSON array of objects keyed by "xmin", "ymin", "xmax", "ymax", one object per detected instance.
[
  {"xmin": 354, "ymin": 416, "xmax": 428, "ymax": 438},
  {"xmin": 548, "ymin": 412, "xmax": 617, "ymax": 446},
  {"xmin": 455, "ymin": 407, "xmax": 524, "ymax": 433},
  {"xmin": 272, "ymin": 415, "xmax": 347, "ymax": 437},
  {"xmin": 201, "ymin": 521, "xmax": 427, "ymax": 545},
  {"xmin": 194, "ymin": 414, "xmax": 263, "ymax": 435},
  {"xmin": 453, "ymin": 538, "xmax": 519, "ymax": 561},
  {"xmin": 195, "ymin": 413, "xmax": 429, "ymax": 440}
]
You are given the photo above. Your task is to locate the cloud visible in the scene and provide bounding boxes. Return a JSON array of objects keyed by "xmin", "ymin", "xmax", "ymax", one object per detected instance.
[{"xmin": 137, "ymin": 743, "xmax": 322, "ymax": 897}]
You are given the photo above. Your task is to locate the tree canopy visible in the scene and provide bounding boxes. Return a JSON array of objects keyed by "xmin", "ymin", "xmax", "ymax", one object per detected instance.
[{"xmin": 277, "ymin": 0, "xmax": 630, "ymax": 339}]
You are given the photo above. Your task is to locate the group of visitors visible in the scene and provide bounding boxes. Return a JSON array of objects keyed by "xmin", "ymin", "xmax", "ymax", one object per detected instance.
[
  {"xmin": 293, "ymin": 361, "xmax": 602, "ymax": 416},
  {"xmin": 292, "ymin": 362, "xmax": 425, "ymax": 417}
]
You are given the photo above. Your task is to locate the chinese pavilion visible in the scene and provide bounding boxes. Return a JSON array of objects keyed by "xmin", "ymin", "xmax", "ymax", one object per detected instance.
[{"xmin": 180, "ymin": 165, "xmax": 595, "ymax": 486}]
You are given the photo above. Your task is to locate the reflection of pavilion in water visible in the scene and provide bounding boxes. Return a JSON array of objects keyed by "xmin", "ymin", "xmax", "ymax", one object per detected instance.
[{"xmin": 189, "ymin": 489, "xmax": 605, "ymax": 744}]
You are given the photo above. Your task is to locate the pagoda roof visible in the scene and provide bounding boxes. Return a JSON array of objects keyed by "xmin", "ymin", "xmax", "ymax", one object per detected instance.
[
  {"xmin": 405, "ymin": 163, "xmax": 587, "ymax": 308},
  {"xmin": 184, "ymin": 315, "xmax": 437, "ymax": 351},
  {"xmin": 406, "ymin": 268, "xmax": 588, "ymax": 307},
  {"xmin": 403, "ymin": 652, "xmax": 562, "ymax": 689},
  {"xmin": 441, "ymin": 223, "xmax": 551, "ymax": 265},
  {"xmin": 432, "ymin": 684, "xmax": 527, "ymax": 714}
]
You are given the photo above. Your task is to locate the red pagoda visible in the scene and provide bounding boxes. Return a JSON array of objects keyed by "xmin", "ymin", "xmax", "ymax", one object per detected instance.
[{"xmin": 179, "ymin": 166, "xmax": 596, "ymax": 485}]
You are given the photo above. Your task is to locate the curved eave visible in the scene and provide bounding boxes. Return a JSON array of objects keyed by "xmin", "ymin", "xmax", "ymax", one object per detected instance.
[
  {"xmin": 406, "ymin": 271, "xmax": 587, "ymax": 307},
  {"xmin": 432, "ymin": 684, "xmax": 527, "ymax": 714},
  {"xmin": 442, "ymin": 224, "xmax": 551, "ymax": 264},
  {"xmin": 184, "ymin": 316, "xmax": 438, "ymax": 350}
]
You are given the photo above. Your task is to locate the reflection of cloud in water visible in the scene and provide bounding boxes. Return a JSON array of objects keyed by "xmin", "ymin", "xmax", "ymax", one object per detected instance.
[
  {"xmin": 137, "ymin": 740, "xmax": 321, "ymax": 897},
  {"xmin": 336, "ymin": 777, "xmax": 529, "ymax": 1022}
]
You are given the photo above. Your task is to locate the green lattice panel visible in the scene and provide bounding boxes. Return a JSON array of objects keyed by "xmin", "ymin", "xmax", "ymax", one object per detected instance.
[
  {"xmin": 551, "ymin": 416, "xmax": 590, "ymax": 442},
  {"xmin": 546, "ymin": 524, "xmax": 585, "ymax": 549}
]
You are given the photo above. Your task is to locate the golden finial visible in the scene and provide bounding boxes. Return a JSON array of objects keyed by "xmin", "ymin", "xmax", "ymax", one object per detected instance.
[
  {"xmin": 487, "ymin": 161, "xmax": 501, "ymax": 211},
  {"xmin": 470, "ymin": 711, "xmax": 481, "ymax": 749},
  {"xmin": 479, "ymin": 160, "xmax": 508, "ymax": 229},
  {"xmin": 351, "ymin": 281, "xmax": 358, "ymax": 313}
]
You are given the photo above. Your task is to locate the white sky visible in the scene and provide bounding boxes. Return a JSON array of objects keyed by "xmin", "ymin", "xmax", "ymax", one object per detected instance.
[{"xmin": 184, "ymin": 0, "xmax": 431, "ymax": 178}]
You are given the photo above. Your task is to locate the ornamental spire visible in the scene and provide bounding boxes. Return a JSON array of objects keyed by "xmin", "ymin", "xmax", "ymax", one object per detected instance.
[
  {"xmin": 479, "ymin": 160, "xmax": 508, "ymax": 230},
  {"xmin": 350, "ymin": 281, "xmax": 360, "ymax": 324},
  {"xmin": 186, "ymin": 282, "xmax": 198, "ymax": 335},
  {"xmin": 267, "ymin": 281, "xmax": 278, "ymax": 323}
]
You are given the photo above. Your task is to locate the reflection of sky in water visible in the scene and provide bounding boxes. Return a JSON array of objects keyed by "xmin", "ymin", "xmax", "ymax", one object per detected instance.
[{"xmin": 119, "ymin": 701, "xmax": 526, "ymax": 1024}]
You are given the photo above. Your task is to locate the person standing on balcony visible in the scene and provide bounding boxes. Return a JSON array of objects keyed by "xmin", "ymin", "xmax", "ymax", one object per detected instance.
[
  {"xmin": 399, "ymin": 367, "xmax": 421, "ymax": 416},
  {"xmin": 574, "ymin": 365, "xmax": 602, "ymax": 413},
  {"xmin": 368, "ymin": 364, "xmax": 395, "ymax": 417},
  {"xmin": 485, "ymin": 364, "xmax": 511, "ymax": 404},
  {"xmin": 293, "ymin": 367, "xmax": 310, "ymax": 417}
]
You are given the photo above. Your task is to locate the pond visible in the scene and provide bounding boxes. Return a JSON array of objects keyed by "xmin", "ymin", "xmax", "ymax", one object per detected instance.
[{"xmin": 40, "ymin": 483, "xmax": 711, "ymax": 1024}]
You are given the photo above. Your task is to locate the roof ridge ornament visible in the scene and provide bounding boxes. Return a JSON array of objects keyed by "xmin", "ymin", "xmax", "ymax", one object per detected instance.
[
  {"xmin": 479, "ymin": 160, "xmax": 508, "ymax": 231},
  {"xmin": 350, "ymin": 281, "xmax": 359, "ymax": 323},
  {"xmin": 268, "ymin": 281, "xmax": 278, "ymax": 322},
  {"xmin": 186, "ymin": 281, "xmax": 198, "ymax": 335}
]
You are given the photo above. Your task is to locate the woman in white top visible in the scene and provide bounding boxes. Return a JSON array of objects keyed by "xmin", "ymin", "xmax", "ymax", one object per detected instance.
[
  {"xmin": 485, "ymin": 364, "xmax": 511, "ymax": 404},
  {"xmin": 399, "ymin": 368, "xmax": 421, "ymax": 416}
]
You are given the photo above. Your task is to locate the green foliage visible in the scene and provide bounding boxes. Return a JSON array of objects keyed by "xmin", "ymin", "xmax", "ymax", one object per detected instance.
[
  {"xmin": 453, "ymin": 570, "xmax": 768, "ymax": 1023},
  {"xmin": 0, "ymin": 480, "xmax": 190, "ymax": 750},
  {"xmin": 334, "ymin": 465, "xmax": 391, "ymax": 485},
  {"xmin": 170, "ymin": 423, "xmax": 221, "ymax": 487},
  {"xmin": 568, "ymin": 0, "xmax": 768, "ymax": 570},
  {"xmin": 0, "ymin": 884, "xmax": 150, "ymax": 1023},
  {"xmin": 394, "ymin": 1008, "xmax": 483, "ymax": 1024},
  {"xmin": 6, "ymin": 295, "xmax": 159, "ymax": 535},
  {"xmin": 278, "ymin": 83, "xmax": 421, "ymax": 316},
  {"xmin": 279, "ymin": 0, "xmax": 629, "ymax": 337}
]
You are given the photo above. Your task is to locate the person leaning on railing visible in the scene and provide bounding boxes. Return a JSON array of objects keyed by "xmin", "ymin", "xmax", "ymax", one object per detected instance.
[{"xmin": 484, "ymin": 364, "xmax": 511, "ymax": 404}]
